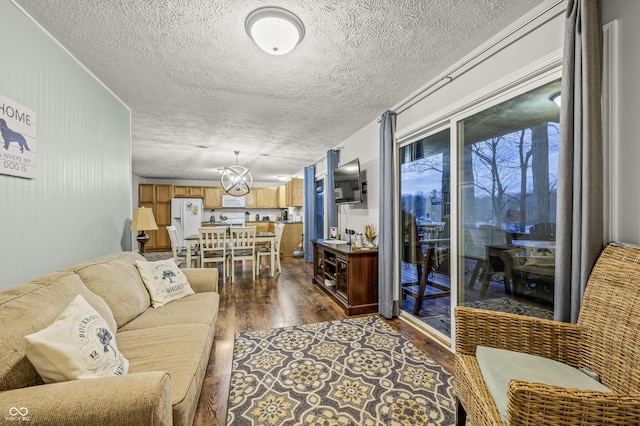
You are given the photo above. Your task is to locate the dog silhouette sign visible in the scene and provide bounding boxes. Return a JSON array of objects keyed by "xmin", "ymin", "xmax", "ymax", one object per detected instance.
[{"xmin": 0, "ymin": 95, "xmax": 36, "ymax": 179}]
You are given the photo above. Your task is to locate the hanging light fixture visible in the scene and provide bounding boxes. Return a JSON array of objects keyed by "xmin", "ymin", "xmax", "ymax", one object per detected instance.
[
  {"xmin": 550, "ymin": 92, "xmax": 562, "ymax": 107},
  {"xmin": 221, "ymin": 150, "xmax": 253, "ymax": 196},
  {"xmin": 245, "ymin": 6, "xmax": 305, "ymax": 55}
]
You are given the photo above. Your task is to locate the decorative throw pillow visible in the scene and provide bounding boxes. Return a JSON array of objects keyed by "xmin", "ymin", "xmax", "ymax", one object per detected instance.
[
  {"xmin": 135, "ymin": 259, "xmax": 195, "ymax": 308},
  {"xmin": 24, "ymin": 294, "xmax": 129, "ymax": 384}
]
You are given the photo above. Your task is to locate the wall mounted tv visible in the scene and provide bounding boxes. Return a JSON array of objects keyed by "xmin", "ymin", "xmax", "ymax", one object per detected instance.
[{"xmin": 333, "ymin": 158, "xmax": 363, "ymax": 204}]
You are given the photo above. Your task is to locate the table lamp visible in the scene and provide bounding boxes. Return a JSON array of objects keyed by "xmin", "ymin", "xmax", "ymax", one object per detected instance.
[{"xmin": 130, "ymin": 207, "xmax": 158, "ymax": 255}]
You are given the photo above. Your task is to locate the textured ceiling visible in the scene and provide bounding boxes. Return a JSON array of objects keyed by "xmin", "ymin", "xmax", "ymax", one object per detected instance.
[{"xmin": 15, "ymin": 0, "xmax": 542, "ymax": 182}]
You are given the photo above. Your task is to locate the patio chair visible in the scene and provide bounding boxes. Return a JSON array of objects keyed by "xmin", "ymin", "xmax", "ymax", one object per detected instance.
[{"xmin": 454, "ymin": 242, "xmax": 640, "ymax": 425}]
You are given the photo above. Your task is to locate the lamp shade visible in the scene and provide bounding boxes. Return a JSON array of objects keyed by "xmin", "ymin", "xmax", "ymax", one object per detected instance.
[{"xmin": 130, "ymin": 207, "xmax": 158, "ymax": 231}]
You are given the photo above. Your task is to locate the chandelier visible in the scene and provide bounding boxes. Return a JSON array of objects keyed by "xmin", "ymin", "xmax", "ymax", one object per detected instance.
[{"xmin": 220, "ymin": 151, "xmax": 253, "ymax": 196}]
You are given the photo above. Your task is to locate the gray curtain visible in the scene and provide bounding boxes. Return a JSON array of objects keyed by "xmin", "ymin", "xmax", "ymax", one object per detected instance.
[
  {"xmin": 303, "ymin": 166, "xmax": 315, "ymax": 262},
  {"xmin": 555, "ymin": 0, "xmax": 603, "ymax": 323},
  {"xmin": 379, "ymin": 111, "xmax": 398, "ymax": 319},
  {"xmin": 326, "ymin": 150, "xmax": 339, "ymax": 236}
]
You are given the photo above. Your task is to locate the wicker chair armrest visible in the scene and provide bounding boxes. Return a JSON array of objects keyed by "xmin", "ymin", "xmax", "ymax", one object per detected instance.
[
  {"xmin": 455, "ymin": 306, "xmax": 582, "ymax": 364},
  {"xmin": 507, "ymin": 381, "xmax": 640, "ymax": 425}
]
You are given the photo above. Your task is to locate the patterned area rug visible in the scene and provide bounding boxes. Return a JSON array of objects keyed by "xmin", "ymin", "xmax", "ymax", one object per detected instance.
[
  {"xmin": 143, "ymin": 251, "xmax": 174, "ymax": 262},
  {"xmin": 227, "ymin": 315, "xmax": 456, "ymax": 425},
  {"xmin": 464, "ymin": 297, "xmax": 553, "ymax": 319},
  {"xmin": 430, "ymin": 297, "xmax": 553, "ymax": 335}
]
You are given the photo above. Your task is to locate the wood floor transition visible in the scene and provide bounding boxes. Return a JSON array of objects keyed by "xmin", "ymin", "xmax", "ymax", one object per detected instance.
[{"xmin": 191, "ymin": 257, "xmax": 454, "ymax": 426}]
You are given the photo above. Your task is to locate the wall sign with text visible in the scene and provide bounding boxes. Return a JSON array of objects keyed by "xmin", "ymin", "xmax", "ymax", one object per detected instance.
[{"xmin": 0, "ymin": 95, "xmax": 36, "ymax": 179}]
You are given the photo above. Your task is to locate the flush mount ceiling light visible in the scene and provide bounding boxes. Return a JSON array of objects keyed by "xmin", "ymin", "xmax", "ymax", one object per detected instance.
[
  {"xmin": 221, "ymin": 151, "xmax": 253, "ymax": 196},
  {"xmin": 245, "ymin": 6, "xmax": 305, "ymax": 55}
]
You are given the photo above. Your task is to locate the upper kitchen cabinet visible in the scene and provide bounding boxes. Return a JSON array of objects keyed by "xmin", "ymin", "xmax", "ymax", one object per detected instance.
[
  {"xmin": 285, "ymin": 178, "xmax": 303, "ymax": 207},
  {"xmin": 139, "ymin": 184, "xmax": 155, "ymax": 204},
  {"xmin": 173, "ymin": 185, "xmax": 204, "ymax": 198},
  {"xmin": 260, "ymin": 187, "xmax": 278, "ymax": 208},
  {"xmin": 156, "ymin": 185, "xmax": 173, "ymax": 203},
  {"xmin": 203, "ymin": 187, "xmax": 222, "ymax": 208},
  {"xmin": 276, "ymin": 185, "xmax": 286, "ymax": 208},
  {"xmin": 246, "ymin": 187, "xmax": 277, "ymax": 208}
]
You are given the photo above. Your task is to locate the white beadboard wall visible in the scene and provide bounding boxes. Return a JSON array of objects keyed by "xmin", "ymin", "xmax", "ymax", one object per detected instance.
[{"xmin": 0, "ymin": 2, "xmax": 132, "ymax": 289}]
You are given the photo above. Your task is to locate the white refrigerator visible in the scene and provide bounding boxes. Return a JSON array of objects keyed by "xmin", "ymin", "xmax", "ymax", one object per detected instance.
[{"xmin": 171, "ymin": 198, "xmax": 203, "ymax": 248}]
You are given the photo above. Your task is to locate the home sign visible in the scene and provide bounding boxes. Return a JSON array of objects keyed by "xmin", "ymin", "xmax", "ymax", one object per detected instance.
[{"xmin": 0, "ymin": 94, "xmax": 36, "ymax": 179}]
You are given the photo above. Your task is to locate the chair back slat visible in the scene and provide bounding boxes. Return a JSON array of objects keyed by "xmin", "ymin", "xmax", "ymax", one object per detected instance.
[
  {"xmin": 230, "ymin": 226, "xmax": 256, "ymax": 251},
  {"xmin": 274, "ymin": 223, "xmax": 285, "ymax": 251},
  {"xmin": 578, "ymin": 243, "xmax": 640, "ymax": 393},
  {"xmin": 166, "ymin": 225, "xmax": 184, "ymax": 263},
  {"xmin": 200, "ymin": 227, "xmax": 227, "ymax": 252}
]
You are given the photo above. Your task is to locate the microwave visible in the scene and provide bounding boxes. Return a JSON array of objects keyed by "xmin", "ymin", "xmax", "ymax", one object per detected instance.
[{"xmin": 222, "ymin": 195, "xmax": 246, "ymax": 208}]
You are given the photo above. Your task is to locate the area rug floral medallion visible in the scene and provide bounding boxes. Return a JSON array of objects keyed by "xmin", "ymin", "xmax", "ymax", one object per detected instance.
[{"xmin": 226, "ymin": 315, "xmax": 456, "ymax": 425}]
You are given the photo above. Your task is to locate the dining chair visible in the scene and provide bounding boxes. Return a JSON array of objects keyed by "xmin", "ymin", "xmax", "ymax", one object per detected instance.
[
  {"xmin": 256, "ymin": 223, "xmax": 285, "ymax": 276},
  {"xmin": 229, "ymin": 226, "xmax": 257, "ymax": 283},
  {"xmin": 167, "ymin": 225, "xmax": 199, "ymax": 267},
  {"xmin": 199, "ymin": 227, "xmax": 228, "ymax": 283}
]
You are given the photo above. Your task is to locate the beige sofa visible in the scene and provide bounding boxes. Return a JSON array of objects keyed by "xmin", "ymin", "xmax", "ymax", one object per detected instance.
[{"xmin": 0, "ymin": 252, "xmax": 219, "ymax": 426}]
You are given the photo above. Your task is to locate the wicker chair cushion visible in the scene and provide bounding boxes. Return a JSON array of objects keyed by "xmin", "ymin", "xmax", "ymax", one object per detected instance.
[{"xmin": 476, "ymin": 345, "xmax": 610, "ymax": 421}]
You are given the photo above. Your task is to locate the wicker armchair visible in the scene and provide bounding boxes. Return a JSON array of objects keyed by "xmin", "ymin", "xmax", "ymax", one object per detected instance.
[{"xmin": 454, "ymin": 243, "xmax": 640, "ymax": 425}]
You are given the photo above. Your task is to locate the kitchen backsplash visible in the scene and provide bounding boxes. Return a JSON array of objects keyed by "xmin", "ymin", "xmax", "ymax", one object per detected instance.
[{"xmin": 204, "ymin": 207, "xmax": 302, "ymax": 222}]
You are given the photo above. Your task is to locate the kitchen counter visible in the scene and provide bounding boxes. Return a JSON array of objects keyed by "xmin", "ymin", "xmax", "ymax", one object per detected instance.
[{"xmin": 202, "ymin": 220, "xmax": 302, "ymax": 226}]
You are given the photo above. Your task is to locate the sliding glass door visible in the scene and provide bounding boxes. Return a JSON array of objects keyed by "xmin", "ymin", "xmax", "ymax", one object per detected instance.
[
  {"xmin": 457, "ymin": 79, "xmax": 560, "ymax": 314},
  {"xmin": 399, "ymin": 128, "xmax": 452, "ymax": 337},
  {"xmin": 397, "ymin": 77, "xmax": 560, "ymax": 341}
]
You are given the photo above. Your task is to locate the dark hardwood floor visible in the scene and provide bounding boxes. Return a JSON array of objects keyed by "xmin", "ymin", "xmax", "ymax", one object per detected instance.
[{"xmin": 191, "ymin": 257, "xmax": 454, "ymax": 426}]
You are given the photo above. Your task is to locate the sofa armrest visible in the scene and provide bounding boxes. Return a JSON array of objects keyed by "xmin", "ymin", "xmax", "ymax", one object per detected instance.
[
  {"xmin": 455, "ymin": 306, "xmax": 582, "ymax": 365},
  {"xmin": 182, "ymin": 268, "xmax": 218, "ymax": 293},
  {"xmin": 0, "ymin": 372, "xmax": 171, "ymax": 426},
  {"xmin": 508, "ymin": 381, "xmax": 640, "ymax": 425}
]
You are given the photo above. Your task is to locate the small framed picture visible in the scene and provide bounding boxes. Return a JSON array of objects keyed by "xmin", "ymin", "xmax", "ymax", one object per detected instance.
[{"xmin": 329, "ymin": 227, "xmax": 338, "ymax": 240}]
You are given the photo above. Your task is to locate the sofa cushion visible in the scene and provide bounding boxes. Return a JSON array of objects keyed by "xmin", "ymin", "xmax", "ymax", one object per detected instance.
[
  {"xmin": 25, "ymin": 295, "xmax": 129, "ymax": 384},
  {"xmin": 0, "ymin": 271, "xmax": 117, "ymax": 391},
  {"xmin": 135, "ymin": 259, "xmax": 195, "ymax": 308},
  {"xmin": 118, "ymin": 323, "xmax": 214, "ymax": 426},
  {"xmin": 476, "ymin": 345, "xmax": 611, "ymax": 421},
  {"xmin": 69, "ymin": 252, "xmax": 151, "ymax": 328},
  {"xmin": 119, "ymin": 292, "xmax": 219, "ymax": 332}
]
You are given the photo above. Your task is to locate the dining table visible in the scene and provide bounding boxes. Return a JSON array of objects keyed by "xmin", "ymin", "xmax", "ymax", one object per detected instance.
[{"xmin": 184, "ymin": 231, "xmax": 277, "ymax": 277}]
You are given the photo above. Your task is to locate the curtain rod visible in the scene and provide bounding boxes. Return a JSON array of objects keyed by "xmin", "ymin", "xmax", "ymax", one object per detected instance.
[
  {"xmin": 310, "ymin": 146, "xmax": 343, "ymax": 167},
  {"xmin": 378, "ymin": 0, "xmax": 564, "ymax": 121}
]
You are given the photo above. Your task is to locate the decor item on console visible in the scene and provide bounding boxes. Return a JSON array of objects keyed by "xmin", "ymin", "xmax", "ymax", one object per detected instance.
[
  {"xmin": 0, "ymin": 252, "xmax": 220, "ymax": 426},
  {"xmin": 220, "ymin": 150, "xmax": 253, "ymax": 196},
  {"xmin": 130, "ymin": 207, "xmax": 158, "ymax": 255},
  {"xmin": 364, "ymin": 224, "xmax": 377, "ymax": 247}
]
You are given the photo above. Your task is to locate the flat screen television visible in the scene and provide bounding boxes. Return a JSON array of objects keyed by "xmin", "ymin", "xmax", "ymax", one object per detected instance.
[{"xmin": 333, "ymin": 158, "xmax": 362, "ymax": 204}]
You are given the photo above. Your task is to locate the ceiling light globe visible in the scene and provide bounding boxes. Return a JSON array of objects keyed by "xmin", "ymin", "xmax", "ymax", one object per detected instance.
[{"xmin": 246, "ymin": 7, "xmax": 305, "ymax": 56}]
